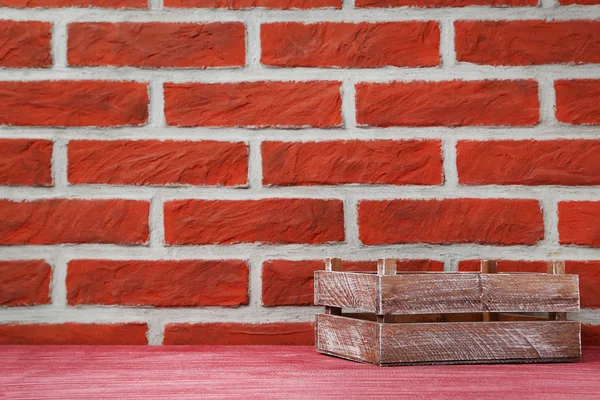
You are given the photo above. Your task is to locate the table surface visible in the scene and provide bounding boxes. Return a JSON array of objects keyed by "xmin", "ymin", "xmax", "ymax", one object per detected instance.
[{"xmin": 1, "ymin": 346, "xmax": 599, "ymax": 399}]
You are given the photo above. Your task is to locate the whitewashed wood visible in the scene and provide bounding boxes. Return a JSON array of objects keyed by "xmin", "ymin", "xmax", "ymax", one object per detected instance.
[
  {"xmin": 315, "ymin": 272, "xmax": 579, "ymax": 314},
  {"xmin": 482, "ymin": 274, "xmax": 579, "ymax": 313},
  {"xmin": 381, "ymin": 320, "xmax": 581, "ymax": 365},
  {"xmin": 315, "ymin": 314, "xmax": 581, "ymax": 366},
  {"xmin": 314, "ymin": 271, "xmax": 379, "ymax": 312},
  {"xmin": 323, "ymin": 258, "xmax": 343, "ymax": 316},
  {"xmin": 481, "ymin": 260, "xmax": 499, "ymax": 322},
  {"xmin": 316, "ymin": 314, "xmax": 379, "ymax": 364},
  {"xmin": 377, "ymin": 259, "xmax": 397, "ymax": 276},
  {"xmin": 547, "ymin": 261, "xmax": 568, "ymax": 321}
]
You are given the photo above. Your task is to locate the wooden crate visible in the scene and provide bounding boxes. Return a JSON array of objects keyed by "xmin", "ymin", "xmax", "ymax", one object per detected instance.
[{"xmin": 314, "ymin": 259, "xmax": 581, "ymax": 366}]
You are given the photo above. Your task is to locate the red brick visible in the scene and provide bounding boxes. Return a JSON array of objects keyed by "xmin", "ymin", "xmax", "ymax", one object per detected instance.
[
  {"xmin": 0, "ymin": 21, "xmax": 51, "ymax": 68},
  {"xmin": 68, "ymin": 140, "xmax": 248, "ymax": 186},
  {"xmin": 357, "ymin": 0, "xmax": 535, "ymax": 7},
  {"xmin": 164, "ymin": 0, "xmax": 340, "ymax": 8},
  {"xmin": 0, "ymin": 81, "xmax": 148, "ymax": 127},
  {"xmin": 0, "ymin": 260, "xmax": 51, "ymax": 306},
  {"xmin": 560, "ymin": 0, "xmax": 600, "ymax": 4},
  {"xmin": 356, "ymin": 80, "xmax": 539, "ymax": 127},
  {"xmin": 68, "ymin": 22, "xmax": 245, "ymax": 68},
  {"xmin": 566, "ymin": 261, "xmax": 600, "ymax": 309},
  {"xmin": 582, "ymin": 325, "xmax": 600, "ymax": 346},
  {"xmin": 0, "ymin": 0, "xmax": 146, "ymax": 6},
  {"xmin": 559, "ymin": 202, "xmax": 600, "ymax": 247},
  {"xmin": 457, "ymin": 140, "xmax": 600, "ymax": 186},
  {"xmin": 262, "ymin": 259, "xmax": 444, "ymax": 306},
  {"xmin": 67, "ymin": 260, "xmax": 248, "ymax": 307},
  {"xmin": 458, "ymin": 260, "xmax": 546, "ymax": 273},
  {"xmin": 0, "ymin": 199, "xmax": 149, "ymax": 245},
  {"xmin": 456, "ymin": 21, "xmax": 600, "ymax": 66},
  {"xmin": 164, "ymin": 322, "xmax": 314, "ymax": 345},
  {"xmin": 0, "ymin": 139, "xmax": 52, "ymax": 186},
  {"xmin": 359, "ymin": 198, "xmax": 543, "ymax": 245},
  {"xmin": 555, "ymin": 80, "xmax": 600, "ymax": 125},
  {"xmin": 0, "ymin": 323, "xmax": 148, "ymax": 345},
  {"xmin": 164, "ymin": 198, "xmax": 344, "ymax": 245},
  {"xmin": 261, "ymin": 22, "xmax": 440, "ymax": 68},
  {"xmin": 262, "ymin": 140, "xmax": 442, "ymax": 186},
  {"xmin": 164, "ymin": 81, "xmax": 341, "ymax": 128}
]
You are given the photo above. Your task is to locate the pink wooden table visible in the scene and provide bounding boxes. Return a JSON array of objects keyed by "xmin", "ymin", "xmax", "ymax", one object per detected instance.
[{"xmin": 2, "ymin": 346, "xmax": 599, "ymax": 399}]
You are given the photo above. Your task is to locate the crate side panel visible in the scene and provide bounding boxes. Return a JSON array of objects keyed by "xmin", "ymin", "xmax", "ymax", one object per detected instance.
[
  {"xmin": 380, "ymin": 274, "xmax": 481, "ymax": 315},
  {"xmin": 314, "ymin": 271, "xmax": 379, "ymax": 313},
  {"xmin": 380, "ymin": 321, "xmax": 581, "ymax": 365},
  {"xmin": 483, "ymin": 274, "xmax": 580, "ymax": 312},
  {"xmin": 380, "ymin": 273, "xmax": 580, "ymax": 315},
  {"xmin": 316, "ymin": 314, "xmax": 380, "ymax": 364}
]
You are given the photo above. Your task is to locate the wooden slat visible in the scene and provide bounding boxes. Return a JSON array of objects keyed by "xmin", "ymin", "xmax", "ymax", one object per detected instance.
[
  {"xmin": 481, "ymin": 260, "xmax": 498, "ymax": 322},
  {"xmin": 381, "ymin": 321, "xmax": 581, "ymax": 365},
  {"xmin": 377, "ymin": 258, "xmax": 397, "ymax": 276},
  {"xmin": 482, "ymin": 274, "xmax": 579, "ymax": 312},
  {"xmin": 547, "ymin": 261, "xmax": 568, "ymax": 321},
  {"xmin": 379, "ymin": 273, "xmax": 579, "ymax": 314},
  {"xmin": 380, "ymin": 273, "xmax": 481, "ymax": 314},
  {"xmin": 314, "ymin": 271, "xmax": 379, "ymax": 312},
  {"xmin": 324, "ymin": 258, "xmax": 343, "ymax": 316},
  {"xmin": 316, "ymin": 314, "xmax": 379, "ymax": 364}
]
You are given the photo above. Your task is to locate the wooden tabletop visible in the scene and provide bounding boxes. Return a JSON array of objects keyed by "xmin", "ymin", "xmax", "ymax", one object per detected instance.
[{"xmin": 2, "ymin": 346, "xmax": 599, "ymax": 399}]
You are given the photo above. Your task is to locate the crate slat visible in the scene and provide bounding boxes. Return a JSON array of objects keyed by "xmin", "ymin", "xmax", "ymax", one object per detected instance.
[
  {"xmin": 381, "ymin": 320, "xmax": 581, "ymax": 365},
  {"xmin": 316, "ymin": 314, "xmax": 581, "ymax": 366},
  {"xmin": 315, "ymin": 271, "xmax": 579, "ymax": 314},
  {"xmin": 314, "ymin": 271, "xmax": 379, "ymax": 312}
]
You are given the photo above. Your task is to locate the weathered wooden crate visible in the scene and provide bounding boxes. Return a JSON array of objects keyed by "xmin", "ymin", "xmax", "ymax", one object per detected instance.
[{"xmin": 314, "ymin": 259, "xmax": 581, "ymax": 366}]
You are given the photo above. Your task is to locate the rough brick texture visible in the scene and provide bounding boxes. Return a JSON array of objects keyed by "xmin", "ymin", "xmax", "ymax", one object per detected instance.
[
  {"xmin": 2, "ymin": 0, "xmax": 600, "ymax": 344},
  {"xmin": 68, "ymin": 22, "xmax": 245, "ymax": 68},
  {"xmin": 262, "ymin": 259, "xmax": 444, "ymax": 306},
  {"xmin": 359, "ymin": 199, "xmax": 544, "ymax": 245},
  {"xmin": 164, "ymin": 322, "xmax": 315, "ymax": 345},
  {"xmin": 457, "ymin": 140, "xmax": 600, "ymax": 185},
  {"xmin": 262, "ymin": 140, "xmax": 443, "ymax": 186},
  {"xmin": 357, "ymin": 0, "xmax": 535, "ymax": 7},
  {"xmin": 164, "ymin": 81, "xmax": 342, "ymax": 128},
  {"xmin": 560, "ymin": 0, "xmax": 600, "ymax": 4},
  {"xmin": 164, "ymin": 199, "xmax": 344, "ymax": 245},
  {"xmin": 455, "ymin": 21, "xmax": 600, "ymax": 66},
  {"xmin": 559, "ymin": 202, "xmax": 600, "ymax": 247},
  {"xmin": 68, "ymin": 140, "xmax": 248, "ymax": 186},
  {"xmin": 0, "ymin": 81, "xmax": 148, "ymax": 127},
  {"xmin": 0, "ymin": 324, "xmax": 148, "ymax": 345},
  {"xmin": 0, "ymin": 139, "xmax": 53, "ymax": 186},
  {"xmin": 356, "ymin": 80, "xmax": 539, "ymax": 127},
  {"xmin": 583, "ymin": 325, "xmax": 600, "ymax": 346},
  {"xmin": 67, "ymin": 260, "xmax": 248, "ymax": 307},
  {"xmin": 261, "ymin": 22, "xmax": 440, "ymax": 68},
  {"xmin": 164, "ymin": 0, "xmax": 340, "ymax": 8},
  {"xmin": 0, "ymin": 21, "xmax": 51, "ymax": 68},
  {"xmin": 555, "ymin": 80, "xmax": 600, "ymax": 125},
  {"xmin": 0, "ymin": 0, "xmax": 146, "ymax": 7},
  {"xmin": 0, "ymin": 260, "xmax": 51, "ymax": 307},
  {"xmin": 0, "ymin": 199, "xmax": 149, "ymax": 245}
]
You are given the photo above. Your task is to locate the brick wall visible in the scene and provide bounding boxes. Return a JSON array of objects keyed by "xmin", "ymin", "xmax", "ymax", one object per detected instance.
[{"xmin": 1, "ymin": 0, "xmax": 600, "ymax": 345}]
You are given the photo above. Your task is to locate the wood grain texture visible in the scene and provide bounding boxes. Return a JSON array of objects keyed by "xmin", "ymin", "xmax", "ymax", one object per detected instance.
[
  {"xmin": 481, "ymin": 274, "xmax": 579, "ymax": 313},
  {"xmin": 316, "ymin": 313, "xmax": 379, "ymax": 364},
  {"xmin": 1, "ymin": 346, "xmax": 599, "ymax": 399},
  {"xmin": 381, "ymin": 320, "xmax": 581, "ymax": 365},
  {"xmin": 316, "ymin": 314, "xmax": 581, "ymax": 365},
  {"xmin": 313, "ymin": 272, "xmax": 580, "ymax": 314},
  {"xmin": 314, "ymin": 271, "xmax": 378, "ymax": 312}
]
